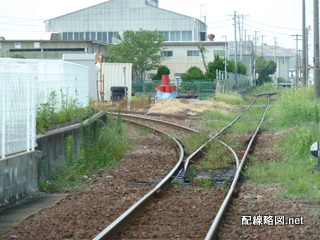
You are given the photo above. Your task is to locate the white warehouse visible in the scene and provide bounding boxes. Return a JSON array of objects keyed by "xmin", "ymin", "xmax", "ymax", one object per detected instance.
[{"xmin": 45, "ymin": 0, "xmax": 207, "ymax": 43}]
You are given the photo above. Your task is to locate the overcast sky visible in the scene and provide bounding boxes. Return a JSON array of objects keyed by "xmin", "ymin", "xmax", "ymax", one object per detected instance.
[{"xmin": 0, "ymin": 0, "xmax": 314, "ymax": 50}]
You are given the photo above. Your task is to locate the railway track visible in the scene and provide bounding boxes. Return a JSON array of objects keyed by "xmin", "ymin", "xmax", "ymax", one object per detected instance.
[{"xmin": 93, "ymin": 94, "xmax": 273, "ymax": 240}]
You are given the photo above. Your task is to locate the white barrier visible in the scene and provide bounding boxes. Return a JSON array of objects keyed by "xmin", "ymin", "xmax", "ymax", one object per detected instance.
[{"xmin": 0, "ymin": 59, "xmax": 89, "ymax": 158}]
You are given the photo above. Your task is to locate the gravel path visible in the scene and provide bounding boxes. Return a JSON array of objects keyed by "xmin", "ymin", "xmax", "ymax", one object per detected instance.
[{"xmin": 1, "ymin": 115, "xmax": 319, "ymax": 239}]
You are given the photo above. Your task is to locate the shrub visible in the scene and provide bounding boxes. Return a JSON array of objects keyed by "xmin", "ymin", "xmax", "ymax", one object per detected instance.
[
  {"xmin": 182, "ymin": 66, "xmax": 204, "ymax": 80},
  {"xmin": 36, "ymin": 91, "xmax": 91, "ymax": 133}
]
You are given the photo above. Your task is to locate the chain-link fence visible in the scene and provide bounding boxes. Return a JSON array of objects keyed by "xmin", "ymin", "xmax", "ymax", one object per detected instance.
[
  {"xmin": 132, "ymin": 73, "xmax": 252, "ymax": 97},
  {"xmin": 132, "ymin": 79, "xmax": 214, "ymax": 97}
]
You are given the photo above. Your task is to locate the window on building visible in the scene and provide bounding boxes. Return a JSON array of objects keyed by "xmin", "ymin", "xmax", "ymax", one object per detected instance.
[
  {"xmin": 108, "ymin": 32, "xmax": 118, "ymax": 43},
  {"xmin": 67, "ymin": 32, "xmax": 73, "ymax": 40},
  {"xmin": 187, "ymin": 50, "xmax": 200, "ymax": 57},
  {"xmin": 62, "ymin": 32, "xmax": 68, "ymax": 40},
  {"xmin": 161, "ymin": 51, "xmax": 173, "ymax": 57},
  {"xmin": 159, "ymin": 31, "xmax": 169, "ymax": 41},
  {"xmin": 34, "ymin": 42, "xmax": 40, "ymax": 48},
  {"xmin": 0, "ymin": 43, "xmax": 2, "ymax": 48},
  {"xmin": 97, "ymin": 32, "xmax": 102, "ymax": 41},
  {"xmin": 102, "ymin": 32, "xmax": 108, "ymax": 42},
  {"xmin": 182, "ymin": 31, "xmax": 192, "ymax": 41},
  {"xmin": 200, "ymin": 32, "xmax": 206, "ymax": 41},
  {"xmin": 74, "ymin": 32, "xmax": 79, "ymax": 40},
  {"xmin": 85, "ymin": 32, "xmax": 90, "ymax": 40},
  {"xmin": 90, "ymin": 32, "xmax": 96, "ymax": 40},
  {"xmin": 15, "ymin": 42, "xmax": 21, "ymax": 48},
  {"xmin": 170, "ymin": 31, "xmax": 181, "ymax": 41}
]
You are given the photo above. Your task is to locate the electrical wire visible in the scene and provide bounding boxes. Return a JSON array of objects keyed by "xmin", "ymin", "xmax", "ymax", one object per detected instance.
[
  {"xmin": 0, "ymin": 22, "xmax": 44, "ymax": 27},
  {"xmin": 246, "ymin": 18, "xmax": 301, "ymax": 32},
  {"xmin": 0, "ymin": 15, "xmax": 45, "ymax": 21},
  {"xmin": 244, "ymin": 23, "xmax": 299, "ymax": 37}
]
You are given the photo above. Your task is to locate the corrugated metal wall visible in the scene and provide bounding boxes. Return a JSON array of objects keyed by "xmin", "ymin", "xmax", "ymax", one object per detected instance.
[
  {"xmin": 45, "ymin": 0, "xmax": 205, "ymax": 42},
  {"xmin": 100, "ymin": 63, "xmax": 133, "ymax": 101}
]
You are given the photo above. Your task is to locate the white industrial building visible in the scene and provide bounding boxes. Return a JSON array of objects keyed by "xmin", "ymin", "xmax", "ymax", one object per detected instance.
[
  {"xmin": 155, "ymin": 42, "xmax": 228, "ymax": 80},
  {"xmin": 45, "ymin": 0, "xmax": 207, "ymax": 43}
]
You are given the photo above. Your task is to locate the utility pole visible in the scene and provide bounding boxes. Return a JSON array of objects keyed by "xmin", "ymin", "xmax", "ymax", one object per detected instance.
[
  {"xmin": 274, "ymin": 37, "xmax": 278, "ymax": 62},
  {"xmin": 237, "ymin": 14, "xmax": 246, "ymax": 61},
  {"xmin": 302, "ymin": 0, "xmax": 307, "ymax": 86},
  {"xmin": 254, "ymin": 31, "xmax": 259, "ymax": 56},
  {"xmin": 238, "ymin": 15, "xmax": 242, "ymax": 61},
  {"xmin": 261, "ymin": 35, "xmax": 264, "ymax": 56},
  {"xmin": 234, "ymin": 11, "xmax": 238, "ymax": 85},
  {"xmin": 314, "ymin": 0, "xmax": 320, "ymax": 99},
  {"xmin": 292, "ymin": 34, "xmax": 302, "ymax": 86},
  {"xmin": 274, "ymin": 37, "xmax": 278, "ymax": 82},
  {"xmin": 306, "ymin": 26, "xmax": 310, "ymax": 84},
  {"xmin": 222, "ymin": 35, "xmax": 228, "ymax": 79},
  {"xmin": 244, "ymin": 29, "xmax": 247, "ymax": 42}
]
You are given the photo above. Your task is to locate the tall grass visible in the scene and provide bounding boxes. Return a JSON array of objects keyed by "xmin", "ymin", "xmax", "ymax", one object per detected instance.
[
  {"xmin": 270, "ymin": 86, "xmax": 319, "ymax": 128},
  {"xmin": 246, "ymin": 86, "xmax": 320, "ymax": 198},
  {"xmin": 215, "ymin": 92, "xmax": 244, "ymax": 105},
  {"xmin": 37, "ymin": 91, "xmax": 92, "ymax": 134},
  {"xmin": 247, "ymin": 82, "xmax": 282, "ymax": 94},
  {"xmin": 202, "ymin": 109, "xmax": 239, "ymax": 130},
  {"xmin": 245, "ymin": 124, "xmax": 320, "ymax": 198},
  {"xmin": 40, "ymin": 117, "xmax": 130, "ymax": 191},
  {"xmin": 181, "ymin": 132, "xmax": 210, "ymax": 155},
  {"xmin": 200, "ymin": 140, "xmax": 234, "ymax": 170}
]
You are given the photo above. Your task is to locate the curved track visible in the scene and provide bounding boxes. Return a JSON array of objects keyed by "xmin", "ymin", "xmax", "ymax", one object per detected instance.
[{"xmin": 93, "ymin": 94, "xmax": 273, "ymax": 240}]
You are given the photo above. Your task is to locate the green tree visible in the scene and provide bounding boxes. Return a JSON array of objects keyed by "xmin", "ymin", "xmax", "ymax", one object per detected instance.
[
  {"xmin": 106, "ymin": 29, "xmax": 166, "ymax": 80},
  {"xmin": 237, "ymin": 61, "xmax": 247, "ymax": 75},
  {"xmin": 197, "ymin": 42, "xmax": 208, "ymax": 73},
  {"xmin": 205, "ymin": 55, "xmax": 247, "ymax": 79},
  {"xmin": 255, "ymin": 56, "xmax": 277, "ymax": 85},
  {"xmin": 205, "ymin": 54, "xmax": 225, "ymax": 79},
  {"xmin": 182, "ymin": 66, "xmax": 204, "ymax": 80},
  {"xmin": 227, "ymin": 60, "xmax": 235, "ymax": 73},
  {"xmin": 227, "ymin": 59, "xmax": 247, "ymax": 75}
]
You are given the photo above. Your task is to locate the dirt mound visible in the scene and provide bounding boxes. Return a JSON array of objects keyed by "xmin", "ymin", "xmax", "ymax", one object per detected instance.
[{"xmin": 148, "ymin": 99, "xmax": 239, "ymax": 115}]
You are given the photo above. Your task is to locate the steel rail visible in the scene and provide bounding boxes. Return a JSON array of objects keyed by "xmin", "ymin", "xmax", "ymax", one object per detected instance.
[
  {"xmin": 111, "ymin": 111, "xmax": 240, "ymax": 174},
  {"xmin": 108, "ymin": 111, "xmax": 197, "ymax": 132},
  {"xmin": 183, "ymin": 94, "xmax": 261, "ymax": 178},
  {"xmin": 204, "ymin": 95, "xmax": 271, "ymax": 240},
  {"xmin": 92, "ymin": 127, "xmax": 184, "ymax": 240},
  {"xmin": 93, "ymin": 95, "xmax": 272, "ymax": 239},
  {"xmin": 93, "ymin": 112, "xmax": 240, "ymax": 239}
]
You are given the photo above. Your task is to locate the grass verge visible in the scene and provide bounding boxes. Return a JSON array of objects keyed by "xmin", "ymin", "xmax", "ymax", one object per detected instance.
[
  {"xmin": 40, "ymin": 116, "xmax": 130, "ymax": 191},
  {"xmin": 245, "ymin": 85, "xmax": 320, "ymax": 199}
]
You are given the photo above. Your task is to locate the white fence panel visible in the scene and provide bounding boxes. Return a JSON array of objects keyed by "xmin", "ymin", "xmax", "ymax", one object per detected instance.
[
  {"xmin": 0, "ymin": 59, "xmax": 89, "ymax": 159},
  {"xmin": 0, "ymin": 60, "xmax": 37, "ymax": 158},
  {"xmin": 37, "ymin": 60, "xmax": 89, "ymax": 108}
]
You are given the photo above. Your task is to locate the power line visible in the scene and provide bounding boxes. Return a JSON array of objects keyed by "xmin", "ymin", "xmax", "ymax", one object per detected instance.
[
  {"xmin": 206, "ymin": 18, "xmax": 233, "ymax": 25},
  {"xmin": 246, "ymin": 18, "xmax": 301, "ymax": 32},
  {"xmin": 244, "ymin": 23, "xmax": 297, "ymax": 37},
  {"xmin": 0, "ymin": 15, "xmax": 45, "ymax": 21},
  {"xmin": 207, "ymin": 24, "xmax": 233, "ymax": 30},
  {"xmin": 0, "ymin": 22, "xmax": 44, "ymax": 27}
]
